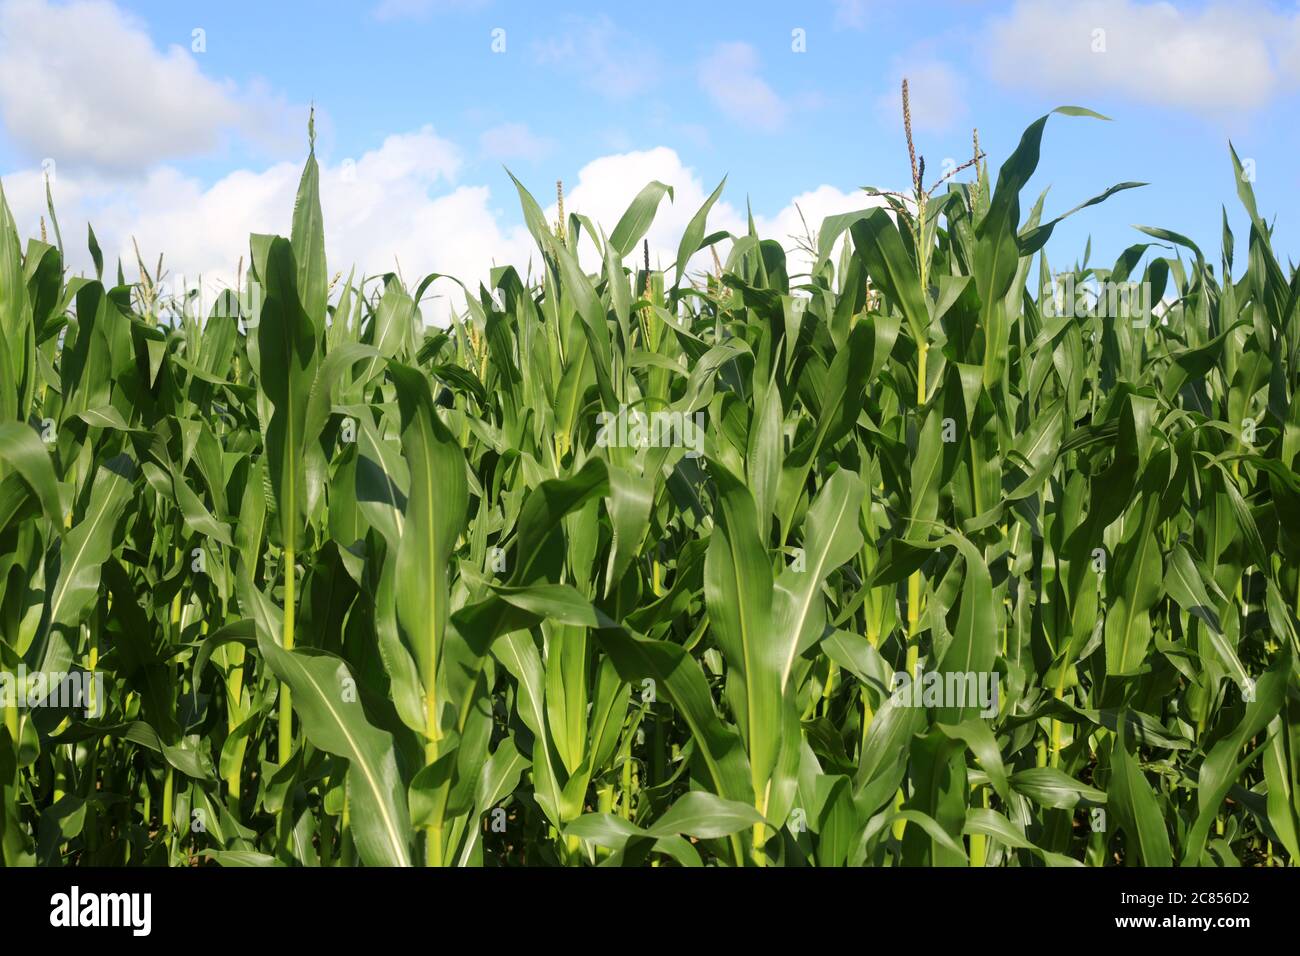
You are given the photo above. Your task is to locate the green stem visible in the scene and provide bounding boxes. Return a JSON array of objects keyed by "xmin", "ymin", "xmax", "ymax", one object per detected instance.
[
  {"xmin": 896, "ymin": 339, "xmax": 928, "ymax": 843},
  {"xmin": 162, "ymin": 764, "xmax": 174, "ymax": 838},
  {"xmin": 279, "ymin": 548, "xmax": 295, "ymax": 766},
  {"xmin": 225, "ymin": 629, "xmax": 246, "ymax": 803},
  {"xmin": 1050, "ymin": 665, "xmax": 1069, "ymax": 767},
  {"xmin": 970, "ymin": 786, "xmax": 989, "ymax": 867},
  {"xmin": 142, "ymin": 772, "xmax": 152, "ymax": 850},
  {"xmin": 752, "ymin": 821, "xmax": 769, "ymax": 867},
  {"xmin": 2, "ymin": 688, "xmax": 16, "ymax": 744},
  {"xmin": 423, "ymin": 604, "xmax": 442, "ymax": 867},
  {"xmin": 340, "ymin": 778, "xmax": 354, "ymax": 866},
  {"xmin": 861, "ymin": 627, "xmax": 878, "ymax": 758},
  {"xmin": 426, "ymin": 821, "xmax": 444, "ymax": 867},
  {"xmin": 620, "ymin": 737, "xmax": 633, "ymax": 820}
]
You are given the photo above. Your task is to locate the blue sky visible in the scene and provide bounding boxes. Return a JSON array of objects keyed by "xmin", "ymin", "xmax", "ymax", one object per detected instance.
[{"xmin": 1, "ymin": 0, "xmax": 1298, "ymax": 310}]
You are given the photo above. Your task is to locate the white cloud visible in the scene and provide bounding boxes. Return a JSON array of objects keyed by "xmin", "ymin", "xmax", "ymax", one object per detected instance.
[
  {"xmin": 0, "ymin": 0, "xmax": 301, "ymax": 174},
  {"xmin": 545, "ymin": 147, "xmax": 733, "ymax": 275},
  {"xmin": 757, "ymin": 184, "xmax": 886, "ymax": 275},
  {"xmin": 987, "ymin": 0, "xmax": 1300, "ymax": 113},
  {"xmin": 877, "ymin": 59, "xmax": 967, "ymax": 134},
  {"xmin": 4, "ymin": 127, "xmax": 530, "ymax": 323},
  {"xmin": 3, "ymin": 136, "xmax": 882, "ymax": 325},
  {"xmin": 542, "ymin": 146, "xmax": 877, "ymax": 281},
  {"xmin": 533, "ymin": 15, "xmax": 660, "ymax": 99},
  {"xmin": 479, "ymin": 123, "xmax": 554, "ymax": 162},
  {"xmin": 698, "ymin": 42, "xmax": 789, "ymax": 132}
]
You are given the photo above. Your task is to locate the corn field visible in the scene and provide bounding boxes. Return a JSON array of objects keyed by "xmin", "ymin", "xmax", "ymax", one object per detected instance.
[{"xmin": 1, "ymin": 101, "xmax": 1298, "ymax": 869}]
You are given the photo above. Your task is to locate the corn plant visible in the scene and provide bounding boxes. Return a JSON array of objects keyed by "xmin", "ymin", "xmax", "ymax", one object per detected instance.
[{"xmin": 0, "ymin": 94, "xmax": 1298, "ymax": 868}]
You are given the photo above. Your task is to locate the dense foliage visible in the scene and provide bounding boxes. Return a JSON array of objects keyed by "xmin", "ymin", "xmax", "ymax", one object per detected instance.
[{"xmin": 1, "ymin": 104, "xmax": 1298, "ymax": 867}]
